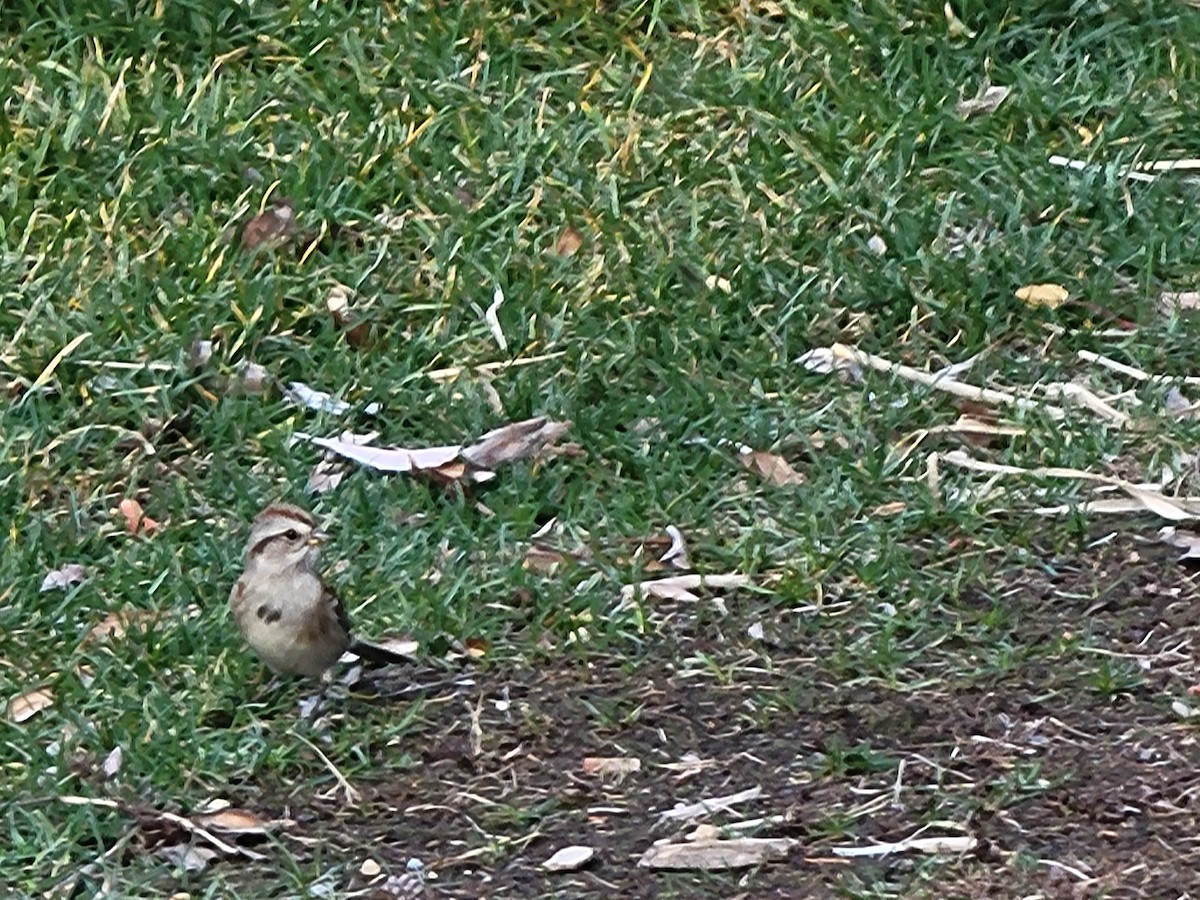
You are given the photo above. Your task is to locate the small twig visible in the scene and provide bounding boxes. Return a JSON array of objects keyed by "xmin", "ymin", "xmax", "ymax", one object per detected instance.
[
  {"xmin": 1048, "ymin": 154, "xmax": 1156, "ymax": 183},
  {"xmin": 1037, "ymin": 857, "xmax": 1094, "ymax": 882},
  {"xmin": 1038, "ymin": 382, "xmax": 1130, "ymax": 425},
  {"xmin": 292, "ymin": 732, "xmax": 361, "ymax": 805},
  {"xmin": 421, "ymin": 351, "xmax": 566, "ymax": 383},
  {"xmin": 483, "ymin": 285, "xmax": 508, "ymax": 351},
  {"xmin": 938, "ymin": 449, "xmax": 1200, "ymax": 520},
  {"xmin": 658, "ymin": 786, "xmax": 763, "ymax": 822},
  {"xmin": 467, "ymin": 696, "xmax": 484, "ymax": 758},
  {"xmin": 830, "ymin": 343, "xmax": 1068, "ymax": 420},
  {"xmin": 1079, "ymin": 349, "xmax": 1200, "ymax": 388}
]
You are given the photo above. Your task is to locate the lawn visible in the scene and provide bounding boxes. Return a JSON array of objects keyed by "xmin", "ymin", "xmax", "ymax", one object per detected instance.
[{"xmin": 6, "ymin": 1, "xmax": 1200, "ymax": 897}]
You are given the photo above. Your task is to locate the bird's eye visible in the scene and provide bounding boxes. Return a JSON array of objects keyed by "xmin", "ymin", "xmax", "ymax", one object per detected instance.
[{"xmin": 284, "ymin": 529, "xmax": 300, "ymax": 541}]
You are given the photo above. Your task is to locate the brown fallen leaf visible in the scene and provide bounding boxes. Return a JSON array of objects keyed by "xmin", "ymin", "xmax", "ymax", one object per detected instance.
[
  {"xmin": 301, "ymin": 417, "xmax": 572, "ymax": 487},
  {"xmin": 461, "ymin": 417, "xmax": 573, "ymax": 470},
  {"xmin": 118, "ymin": 498, "xmax": 160, "ymax": 535},
  {"xmin": 193, "ymin": 806, "xmax": 283, "ymax": 835},
  {"xmin": 523, "ymin": 545, "xmax": 571, "ymax": 574},
  {"xmin": 428, "ymin": 460, "xmax": 470, "ymax": 487},
  {"xmin": 241, "ymin": 198, "xmax": 297, "ymax": 251},
  {"xmin": 123, "ymin": 801, "xmax": 269, "ymax": 862},
  {"xmin": 84, "ymin": 607, "xmax": 163, "ymax": 644},
  {"xmin": 582, "ymin": 756, "xmax": 642, "ymax": 780},
  {"xmin": 326, "ymin": 283, "xmax": 376, "ymax": 349},
  {"xmin": 737, "ymin": 447, "xmax": 804, "ymax": 486},
  {"xmin": 555, "ymin": 226, "xmax": 584, "ymax": 257},
  {"xmin": 9, "ymin": 687, "xmax": 54, "ymax": 723},
  {"xmin": 638, "ymin": 837, "xmax": 795, "ymax": 870},
  {"xmin": 1015, "ymin": 282, "xmax": 1068, "ymax": 309}
]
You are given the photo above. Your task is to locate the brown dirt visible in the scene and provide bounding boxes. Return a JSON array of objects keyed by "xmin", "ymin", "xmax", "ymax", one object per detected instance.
[{"xmin": 252, "ymin": 534, "xmax": 1200, "ymax": 898}]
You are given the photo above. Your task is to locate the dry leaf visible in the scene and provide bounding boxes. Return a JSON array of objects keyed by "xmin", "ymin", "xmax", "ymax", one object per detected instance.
[
  {"xmin": 831, "ymin": 834, "xmax": 977, "ymax": 858},
  {"xmin": 40, "ymin": 563, "xmax": 86, "ymax": 592},
  {"xmin": 119, "ymin": 498, "xmax": 160, "ymax": 535},
  {"xmin": 306, "ymin": 459, "xmax": 346, "ymax": 494},
  {"xmin": 193, "ymin": 807, "xmax": 280, "ymax": 835},
  {"xmin": 305, "ymin": 436, "xmax": 462, "ymax": 473},
  {"xmin": 327, "ymin": 283, "xmax": 353, "ymax": 322},
  {"xmin": 9, "ymin": 687, "xmax": 54, "ymax": 723},
  {"xmin": 241, "ymin": 198, "xmax": 296, "ymax": 251},
  {"xmin": 1159, "ymin": 290, "xmax": 1200, "ymax": 313},
  {"xmin": 159, "ymin": 844, "xmax": 218, "ymax": 873},
  {"xmin": 84, "ymin": 607, "xmax": 162, "ymax": 644},
  {"xmin": 1161, "ymin": 526, "xmax": 1200, "ymax": 561},
  {"xmin": 326, "ymin": 284, "xmax": 375, "ymax": 349},
  {"xmin": 187, "ymin": 339, "xmax": 214, "ymax": 370},
  {"xmin": 943, "ymin": 2, "xmax": 975, "ymax": 38},
  {"xmin": 301, "ymin": 417, "xmax": 570, "ymax": 486},
  {"xmin": 461, "ymin": 417, "xmax": 572, "ymax": 469},
  {"xmin": 555, "ymin": 226, "xmax": 584, "ymax": 257},
  {"xmin": 657, "ymin": 785, "xmax": 762, "ymax": 822},
  {"xmin": 428, "ymin": 460, "xmax": 473, "ymax": 486},
  {"xmin": 621, "ymin": 573, "xmax": 750, "ymax": 604},
  {"xmin": 871, "ymin": 501, "xmax": 906, "ymax": 517},
  {"xmin": 238, "ymin": 361, "xmax": 270, "ymax": 394},
  {"xmin": 76, "ymin": 664, "xmax": 96, "ymax": 688},
  {"xmin": 705, "ymin": 274, "xmax": 732, "ymax": 294},
  {"xmin": 101, "ymin": 746, "xmax": 124, "ymax": 780},
  {"xmin": 465, "ymin": 637, "xmax": 489, "ymax": 658},
  {"xmin": 284, "ymin": 381, "xmax": 350, "ymax": 415},
  {"xmin": 638, "ymin": 837, "xmax": 794, "ymax": 870},
  {"xmin": 523, "ymin": 545, "xmax": 570, "ymax": 574},
  {"xmin": 955, "ymin": 85, "xmax": 1011, "ymax": 117},
  {"xmin": 659, "ymin": 525, "xmax": 690, "ymax": 570},
  {"xmin": 582, "ymin": 757, "xmax": 642, "ymax": 780},
  {"xmin": 1015, "ymin": 283, "xmax": 1069, "ymax": 309},
  {"xmin": 1124, "ymin": 484, "xmax": 1192, "ymax": 521},
  {"xmin": 737, "ymin": 447, "xmax": 804, "ymax": 486}
]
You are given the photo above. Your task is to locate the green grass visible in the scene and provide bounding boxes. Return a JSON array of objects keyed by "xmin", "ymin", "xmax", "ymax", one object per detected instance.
[{"xmin": 5, "ymin": 2, "xmax": 1200, "ymax": 897}]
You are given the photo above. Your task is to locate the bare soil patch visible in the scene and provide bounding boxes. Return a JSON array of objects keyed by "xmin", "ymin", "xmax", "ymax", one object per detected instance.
[{"xmin": 239, "ymin": 535, "xmax": 1200, "ymax": 898}]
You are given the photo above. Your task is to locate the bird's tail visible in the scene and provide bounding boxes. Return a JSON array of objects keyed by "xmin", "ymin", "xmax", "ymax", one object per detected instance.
[{"xmin": 348, "ymin": 639, "xmax": 413, "ymax": 667}]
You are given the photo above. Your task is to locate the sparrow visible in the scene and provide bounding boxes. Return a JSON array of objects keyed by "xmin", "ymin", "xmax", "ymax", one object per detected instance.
[{"xmin": 229, "ymin": 502, "xmax": 407, "ymax": 677}]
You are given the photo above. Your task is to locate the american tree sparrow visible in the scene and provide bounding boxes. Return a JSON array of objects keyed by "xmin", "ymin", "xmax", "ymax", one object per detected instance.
[{"xmin": 230, "ymin": 503, "xmax": 407, "ymax": 677}]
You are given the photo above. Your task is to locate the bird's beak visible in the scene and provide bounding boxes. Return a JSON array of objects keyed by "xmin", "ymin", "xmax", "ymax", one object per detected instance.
[{"xmin": 309, "ymin": 530, "xmax": 329, "ymax": 546}]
